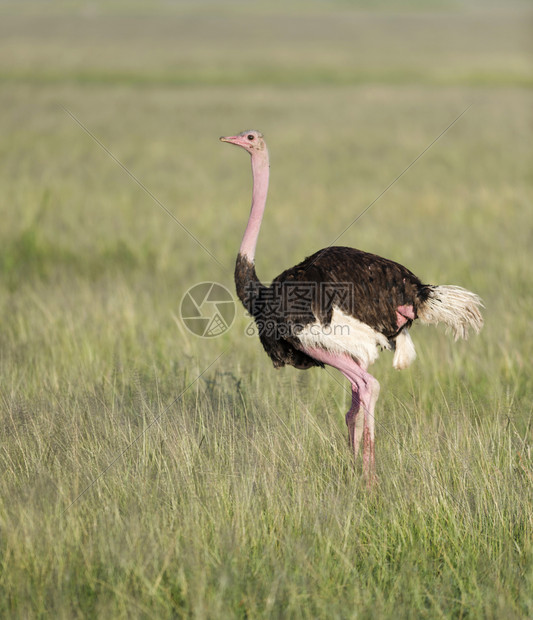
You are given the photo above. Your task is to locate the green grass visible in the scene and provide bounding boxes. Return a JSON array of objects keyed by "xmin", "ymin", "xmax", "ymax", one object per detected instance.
[{"xmin": 0, "ymin": 1, "xmax": 532, "ymax": 618}]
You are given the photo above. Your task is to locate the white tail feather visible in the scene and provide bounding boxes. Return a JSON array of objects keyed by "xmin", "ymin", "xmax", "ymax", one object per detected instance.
[
  {"xmin": 418, "ymin": 285, "xmax": 484, "ymax": 340},
  {"xmin": 393, "ymin": 330, "xmax": 417, "ymax": 370}
]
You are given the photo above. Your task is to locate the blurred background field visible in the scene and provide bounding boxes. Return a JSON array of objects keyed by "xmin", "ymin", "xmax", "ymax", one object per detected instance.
[{"xmin": 0, "ymin": 1, "xmax": 532, "ymax": 617}]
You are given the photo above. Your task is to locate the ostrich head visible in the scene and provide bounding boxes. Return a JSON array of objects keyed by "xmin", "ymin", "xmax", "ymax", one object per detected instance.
[{"xmin": 220, "ymin": 130, "xmax": 266, "ymax": 154}]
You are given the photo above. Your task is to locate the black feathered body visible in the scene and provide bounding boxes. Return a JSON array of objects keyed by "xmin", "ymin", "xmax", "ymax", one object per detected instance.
[{"xmin": 235, "ymin": 246, "xmax": 431, "ymax": 370}]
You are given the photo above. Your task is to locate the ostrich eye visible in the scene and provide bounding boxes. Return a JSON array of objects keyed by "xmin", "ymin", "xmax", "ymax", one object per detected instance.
[{"xmin": 247, "ymin": 134, "xmax": 255, "ymax": 141}]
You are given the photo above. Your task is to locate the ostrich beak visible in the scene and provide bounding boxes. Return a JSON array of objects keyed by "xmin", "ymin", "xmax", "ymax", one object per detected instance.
[{"xmin": 220, "ymin": 135, "xmax": 237, "ymax": 144}]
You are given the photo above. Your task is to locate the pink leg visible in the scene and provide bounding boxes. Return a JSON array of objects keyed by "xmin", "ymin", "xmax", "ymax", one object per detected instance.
[
  {"xmin": 345, "ymin": 386, "xmax": 362, "ymax": 458},
  {"xmin": 362, "ymin": 378, "xmax": 379, "ymax": 486},
  {"xmin": 304, "ymin": 347, "xmax": 379, "ymax": 482}
]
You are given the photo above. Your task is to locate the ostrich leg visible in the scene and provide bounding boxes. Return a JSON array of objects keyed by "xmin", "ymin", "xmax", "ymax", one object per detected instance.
[
  {"xmin": 304, "ymin": 348, "xmax": 379, "ymax": 482},
  {"xmin": 346, "ymin": 366, "xmax": 379, "ymax": 483},
  {"xmin": 361, "ymin": 374, "xmax": 379, "ymax": 481},
  {"xmin": 345, "ymin": 386, "xmax": 361, "ymax": 456}
]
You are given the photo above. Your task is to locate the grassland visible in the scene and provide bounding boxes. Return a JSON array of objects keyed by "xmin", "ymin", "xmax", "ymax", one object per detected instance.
[{"xmin": 0, "ymin": 1, "xmax": 532, "ymax": 618}]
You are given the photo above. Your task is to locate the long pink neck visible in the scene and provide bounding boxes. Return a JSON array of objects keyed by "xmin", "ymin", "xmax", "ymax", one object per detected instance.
[{"xmin": 239, "ymin": 147, "xmax": 269, "ymax": 262}]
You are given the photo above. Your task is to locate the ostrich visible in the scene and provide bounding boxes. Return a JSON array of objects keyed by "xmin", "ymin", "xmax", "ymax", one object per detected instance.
[{"xmin": 220, "ymin": 129, "xmax": 483, "ymax": 479}]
